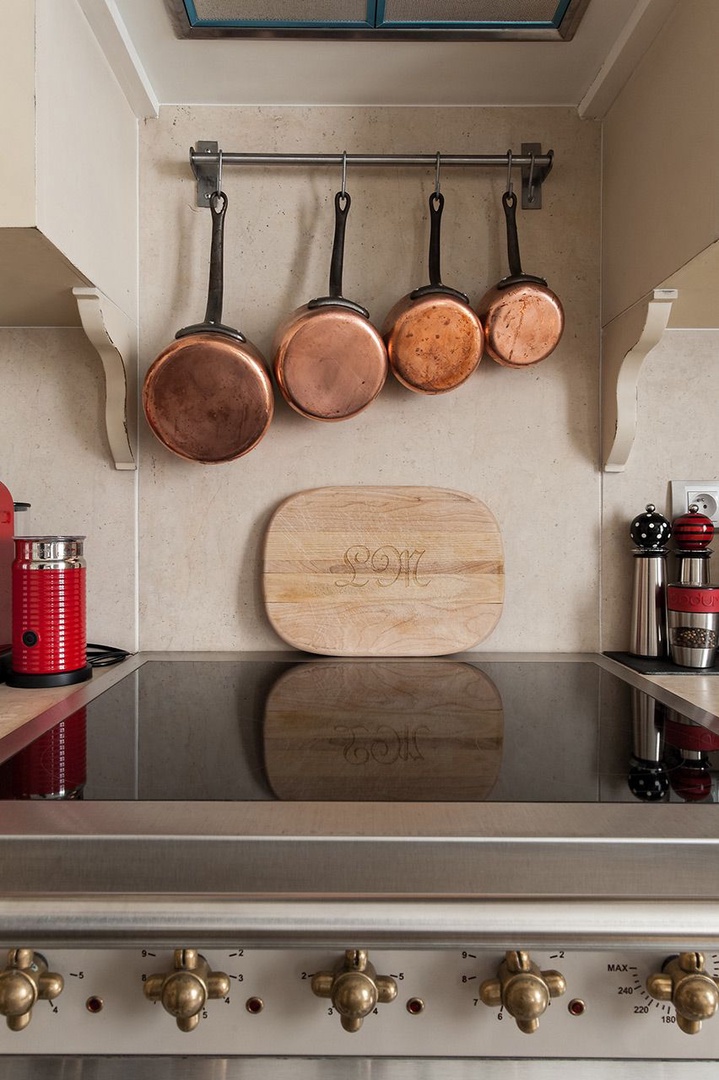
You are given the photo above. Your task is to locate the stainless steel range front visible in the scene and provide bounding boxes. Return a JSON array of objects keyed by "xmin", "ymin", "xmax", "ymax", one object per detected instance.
[{"xmin": 1, "ymin": 652, "xmax": 719, "ymax": 1078}]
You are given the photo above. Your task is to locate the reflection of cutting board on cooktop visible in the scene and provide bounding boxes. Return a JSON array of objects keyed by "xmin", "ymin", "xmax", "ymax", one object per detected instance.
[
  {"xmin": 263, "ymin": 661, "xmax": 504, "ymax": 800},
  {"xmin": 262, "ymin": 486, "xmax": 504, "ymax": 656}
]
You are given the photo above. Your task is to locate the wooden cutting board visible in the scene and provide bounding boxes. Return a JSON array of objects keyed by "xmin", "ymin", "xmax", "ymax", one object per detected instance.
[
  {"xmin": 262, "ymin": 486, "xmax": 504, "ymax": 656},
  {"xmin": 263, "ymin": 660, "xmax": 504, "ymax": 800}
]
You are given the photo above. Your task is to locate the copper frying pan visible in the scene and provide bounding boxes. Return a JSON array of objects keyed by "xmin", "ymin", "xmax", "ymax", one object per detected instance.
[
  {"xmin": 143, "ymin": 191, "xmax": 274, "ymax": 463},
  {"xmin": 476, "ymin": 189, "xmax": 564, "ymax": 368},
  {"xmin": 272, "ymin": 190, "xmax": 388, "ymax": 422},
  {"xmin": 382, "ymin": 191, "xmax": 484, "ymax": 394}
]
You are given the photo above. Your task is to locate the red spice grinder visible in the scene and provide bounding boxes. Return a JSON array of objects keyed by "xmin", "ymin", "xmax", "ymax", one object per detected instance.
[{"xmin": 6, "ymin": 535, "xmax": 92, "ymax": 688}]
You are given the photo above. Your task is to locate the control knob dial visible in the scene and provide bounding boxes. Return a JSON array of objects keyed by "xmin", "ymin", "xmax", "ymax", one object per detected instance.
[
  {"xmin": 143, "ymin": 948, "xmax": 230, "ymax": 1032},
  {"xmin": 0, "ymin": 948, "xmax": 63, "ymax": 1031},
  {"xmin": 311, "ymin": 949, "xmax": 398, "ymax": 1032},
  {"xmin": 646, "ymin": 952, "xmax": 719, "ymax": 1034},
  {"xmin": 479, "ymin": 950, "xmax": 566, "ymax": 1033}
]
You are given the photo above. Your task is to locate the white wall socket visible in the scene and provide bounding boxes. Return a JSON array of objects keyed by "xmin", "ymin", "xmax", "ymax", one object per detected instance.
[{"xmin": 670, "ymin": 480, "xmax": 719, "ymax": 528}]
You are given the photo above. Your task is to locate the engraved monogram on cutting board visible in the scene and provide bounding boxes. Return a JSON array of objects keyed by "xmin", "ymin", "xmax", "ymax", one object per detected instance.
[
  {"xmin": 334, "ymin": 546, "xmax": 430, "ymax": 588},
  {"xmin": 330, "ymin": 725, "xmax": 431, "ymax": 765}
]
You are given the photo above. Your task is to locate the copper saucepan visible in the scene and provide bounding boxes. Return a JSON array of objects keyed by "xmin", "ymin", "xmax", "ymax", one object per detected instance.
[
  {"xmin": 382, "ymin": 191, "xmax": 484, "ymax": 394},
  {"xmin": 272, "ymin": 190, "xmax": 388, "ymax": 422},
  {"xmin": 476, "ymin": 188, "xmax": 564, "ymax": 368},
  {"xmin": 143, "ymin": 191, "xmax": 274, "ymax": 463}
]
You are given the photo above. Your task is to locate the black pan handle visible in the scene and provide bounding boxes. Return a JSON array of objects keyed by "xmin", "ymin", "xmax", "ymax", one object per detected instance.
[
  {"xmin": 308, "ymin": 190, "xmax": 370, "ymax": 316},
  {"xmin": 204, "ymin": 190, "xmax": 227, "ymax": 326},
  {"xmin": 428, "ymin": 190, "xmax": 444, "ymax": 287},
  {"xmin": 175, "ymin": 190, "xmax": 247, "ymax": 341},
  {"xmin": 328, "ymin": 190, "xmax": 350, "ymax": 299},
  {"xmin": 503, "ymin": 190, "xmax": 523, "ymax": 278},
  {"xmin": 409, "ymin": 190, "xmax": 469, "ymax": 303},
  {"xmin": 308, "ymin": 295, "xmax": 370, "ymax": 317},
  {"xmin": 496, "ymin": 188, "xmax": 548, "ymax": 290}
]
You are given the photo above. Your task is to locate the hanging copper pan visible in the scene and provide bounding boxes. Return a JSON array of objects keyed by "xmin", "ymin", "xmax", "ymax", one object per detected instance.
[
  {"xmin": 382, "ymin": 190, "xmax": 484, "ymax": 394},
  {"xmin": 272, "ymin": 189, "xmax": 388, "ymax": 422},
  {"xmin": 476, "ymin": 188, "xmax": 564, "ymax": 368},
  {"xmin": 143, "ymin": 190, "xmax": 273, "ymax": 463}
]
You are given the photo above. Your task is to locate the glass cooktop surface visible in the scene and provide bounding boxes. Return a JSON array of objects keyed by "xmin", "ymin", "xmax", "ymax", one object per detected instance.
[{"xmin": 0, "ymin": 659, "xmax": 716, "ymax": 803}]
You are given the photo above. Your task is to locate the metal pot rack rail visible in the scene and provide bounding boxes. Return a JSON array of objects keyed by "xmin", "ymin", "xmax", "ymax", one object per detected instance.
[{"xmin": 189, "ymin": 141, "xmax": 553, "ymax": 210}]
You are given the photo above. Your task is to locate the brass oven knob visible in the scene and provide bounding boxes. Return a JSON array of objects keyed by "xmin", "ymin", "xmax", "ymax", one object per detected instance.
[
  {"xmin": 143, "ymin": 949, "xmax": 230, "ymax": 1032},
  {"xmin": 311, "ymin": 949, "xmax": 398, "ymax": 1032},
  {"xmin": 0, "ymin": 948, "xmax": 64, "ymax": 1031},
  {"xmin": 479, "ymin": 950, "xmax": 566, "ymax": 1034},
  {"xmin": 646, "ymin": 952, "xmax": 719, "ymax": 1034}
]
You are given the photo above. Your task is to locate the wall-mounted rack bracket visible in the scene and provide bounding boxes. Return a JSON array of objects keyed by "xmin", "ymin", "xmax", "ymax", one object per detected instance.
[
  {"xmin": 73, "ymin": 287, "xmax": 137, "ymax": 471},
  {"xmin": 521, "ymin": 143, "xmax": 551, "ymax": 209},
  {"xmin": 189, "ymin": 142, "xmax": 554, "ymax": 209},
  {"xmin": 192, "ymin": 141, "xmax": 222, "ymax": 206}
]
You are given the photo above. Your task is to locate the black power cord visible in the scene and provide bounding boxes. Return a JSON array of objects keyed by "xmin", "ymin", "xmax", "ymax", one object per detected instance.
[
  {"xmin": 86, "ymin": 643, "xmax": 132, "ymax": 668},
  {"xmin": 0, "ymin": 643, "xmax": 131, "ymax": 682}
]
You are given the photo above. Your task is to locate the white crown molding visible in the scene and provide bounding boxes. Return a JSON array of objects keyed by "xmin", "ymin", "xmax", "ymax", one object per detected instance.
[
  {"xmin": 579, "ymin": 0, "xmax": 680, "ymax": 120},
  {"xmin": 76, "ymin": 0, "xmax": 159, "ymax": 119}
]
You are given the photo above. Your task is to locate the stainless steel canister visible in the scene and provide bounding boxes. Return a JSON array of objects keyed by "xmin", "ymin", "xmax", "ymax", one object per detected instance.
[{"xmin": 667, "ymin": 584, "xmax": 719, "ymax": 669}]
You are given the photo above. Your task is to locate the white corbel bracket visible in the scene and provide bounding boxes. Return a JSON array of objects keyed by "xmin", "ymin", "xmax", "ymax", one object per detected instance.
[
  {"xmin": 603, "ymin": 288, "xmax": 677, "ymax": 473},
  {"xmin": 73, "ymin": 287, "xmax": 137, "ymax": 471}
]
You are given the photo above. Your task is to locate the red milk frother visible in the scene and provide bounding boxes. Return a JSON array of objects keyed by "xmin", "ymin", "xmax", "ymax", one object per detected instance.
[
  {"xmin": 0, "ymin": 481, "xmax": 13, "ymax": 655},
  {"xmin": 6, "ymin": 536, "xmax": 92, "ymax": 688},
  {"xmin": 0, "ymin": 706, "xmax": 87, "ymax": 799}
]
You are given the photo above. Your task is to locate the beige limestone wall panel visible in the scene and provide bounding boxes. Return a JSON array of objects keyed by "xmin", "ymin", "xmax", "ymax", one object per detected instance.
[
  {"xmin": 138, "ymin": 105, "xmax": 600, "ymax": 653},
  {"xmin": 0, "ymin": 329, "xmax": 137, "ymax": 652},
  {"xmin": 601, "ymin": 329, "xmax": 719, "ymax": 652}
]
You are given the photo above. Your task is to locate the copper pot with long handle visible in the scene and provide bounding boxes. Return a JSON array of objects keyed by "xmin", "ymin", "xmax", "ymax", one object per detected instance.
[
  {"xmin": 382, "ymin": 191, "xmax": 484, "ymax": 394},
  {"xmin": 272, "ymin": 190, "xmax": 388, "ymax": 422},
  {"xmin": 476, "ymin": 189, "xmax": 564, "ymax": 368},
  {"xmin": 143, "ymin": 191, "xmax": 274, "ymax": 463}
]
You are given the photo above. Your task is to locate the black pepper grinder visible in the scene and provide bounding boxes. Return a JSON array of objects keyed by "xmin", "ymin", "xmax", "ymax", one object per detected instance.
[
  {"xmin": 629, "ymin": 503, "xmax": 671, "ymax": 658},
  {"xmin": 627, "ymin": 687, "xmax": 669, "ymax": 803}
]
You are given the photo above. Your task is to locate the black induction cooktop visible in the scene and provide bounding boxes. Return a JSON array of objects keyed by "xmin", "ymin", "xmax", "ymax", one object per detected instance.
[{"xmin": 0, "ymin": 658, "xmax": 716, "ymax": 804}]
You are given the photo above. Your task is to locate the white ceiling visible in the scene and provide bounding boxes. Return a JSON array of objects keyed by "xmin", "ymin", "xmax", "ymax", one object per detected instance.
[{"xmin": 93, "ymin": 0, "xmax": 679, "ymax": 118}]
